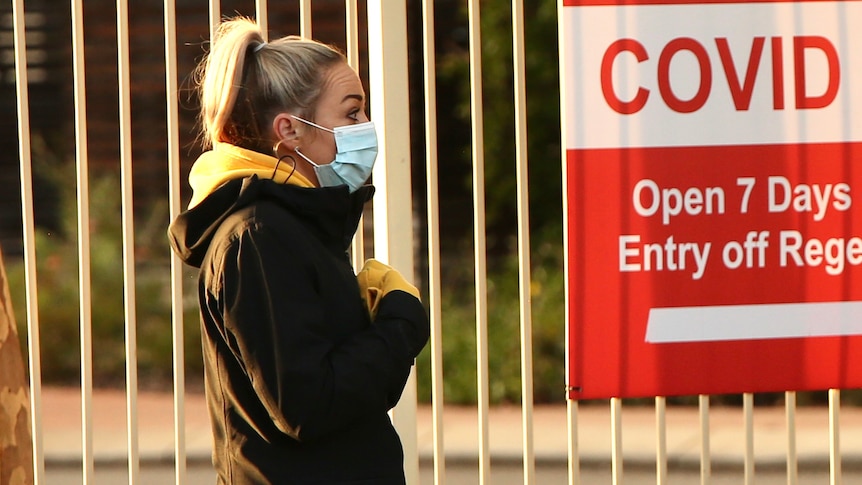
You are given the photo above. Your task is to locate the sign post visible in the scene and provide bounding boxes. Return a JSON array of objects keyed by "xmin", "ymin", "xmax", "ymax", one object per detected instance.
[{"xmin": 561, "ymin": 0, "xmax": 862, "ymax": 400}]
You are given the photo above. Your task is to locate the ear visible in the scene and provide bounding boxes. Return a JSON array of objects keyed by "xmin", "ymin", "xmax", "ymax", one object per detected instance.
[{"xmin": 272, "ymin": 113, "xmax": 300, "ymax": 150}]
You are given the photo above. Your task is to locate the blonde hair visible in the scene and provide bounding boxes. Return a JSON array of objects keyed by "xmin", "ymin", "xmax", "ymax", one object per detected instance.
[{"xmin": 195, "ymin": 17, "xmax": 345, "ymax": 152}]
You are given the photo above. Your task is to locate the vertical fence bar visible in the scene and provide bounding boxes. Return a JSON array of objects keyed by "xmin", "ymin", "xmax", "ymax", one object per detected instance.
[
  {"xmin": 421, "ymin": 0, "xmax": 446, "ymax": 482},
  {"xmin": 163, "ymin": 1, "xmax": 186, "ymax": 483},
  {"xmin": 786, "ymin": 391, "xmax": 798, "ymax": 485},
  {"xmin": 511, "ymin": 0, "xmax": 535, "ymax": 482},
  {"xmin": 346, "ymin": 0, "xmax": 364, "ymax": 268},
  {"xmin": 567, "ymin": 401, "xmax": 579, "ymax": 485},
  {"xmin": 611, "ymin": 398, "xmax": 623, "ymax": 485},
  {"xmin": 12, "ymin": 1, "xmax": 45, "ymax": 482},
  {"xmin": 300, "ymin": 0, "xmax": 312, "ymax": 39},
  {"xmin": 345, "ymin": 0, "xmax": 359, "ymax": 67},
  {"xmin": 656, "ymin": 397, "xmax": 667, "ymax": 485},
  {"xmin": 744, "ymin": 393, "xmax": 754, "ymax": 485},
  {"xmin": 70, "ymin": 0, "xmax": 95, "ymax": 483},
  {"xmin": 699, "ymin": 394, "xmax": 710, "ymax": 485},
  {"xmin": 366, "ymin": 2, "xmax": 419, "ymax": 482},
  {"xmin": 116, "ymin": 0, "xmax": 140, "ymax": 482},
  {"xmin": 256, "ymin": 0, "xmax": 268, "ymax": 40},
  {"xmin": 558, "ymin": 1, "xmax": 579, "ymax": 481},
  {"xmin": 209, "ymin": 0, "xmax": 219, "ymax": 38},
  {"xmin": 829, "ymin": 389, "xmax": 841, "ymax": 485},
  {"xmin": 466, "ymin": 1, "xmax": 491, "ymax": 482}
]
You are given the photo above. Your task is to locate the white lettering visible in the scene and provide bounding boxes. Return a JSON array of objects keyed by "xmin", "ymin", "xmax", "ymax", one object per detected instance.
[
  {"xmin": 633, "ymin": 180, "xmax": 659, "ymax": 218},
  {"xmin": 769, "ymin": 176, "xmax": 791, "ymax": 213},
  {"xmin": 619, "ymin": 235, "xmax": 642, "ymax": 272},
  {"xmin": 779, "ymin": 230, "xmax": 804, "ymax": 267},
  {"xmin": 619, "ymin": 234, "xmax": 711, "ymax": 279},
  {"xmin": 834, "ymin": 183, "xmax": 852, "ymax": 211},
  {"xmin": 779, "ymin": 230, "xmax": 862, "ymax": 275},
  {"xmin": 633, "ymin": 179, "xmax": 725, "ymax": 225},
  {"xmin": 769, "ymin": 176, "xmax": 853, "ymax": 221}
]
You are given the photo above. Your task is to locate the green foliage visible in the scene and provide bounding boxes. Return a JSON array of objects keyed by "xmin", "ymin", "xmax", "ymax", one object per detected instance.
[
  {"xmin": 6, "ymin": 155, "xmax": 202, "ymax": 389},
  {"xmin": 416, "ymin": 0, "xmax": 567, "ymax": 404},
  {"xmin": 412, "ymin": 0, "xmax": 567, "ymax": 406},
  {"xmin": 416, "ymin": 241, "xmax": 566, "ymax": 404},
  {"xmin": 436, "ymin": 0, "xmax": 563, "ymax": 253}
]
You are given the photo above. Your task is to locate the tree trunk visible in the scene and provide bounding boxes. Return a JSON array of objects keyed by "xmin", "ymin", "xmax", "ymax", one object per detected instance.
[{"xmin": 0, "ymin": 249, "xmax": 33, "ymax": 485}]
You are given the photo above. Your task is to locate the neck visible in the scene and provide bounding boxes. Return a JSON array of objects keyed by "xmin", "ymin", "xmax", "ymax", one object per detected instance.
[{"xmin": 291, "ymin": 150, "xmax": 321, "ymax": 187}]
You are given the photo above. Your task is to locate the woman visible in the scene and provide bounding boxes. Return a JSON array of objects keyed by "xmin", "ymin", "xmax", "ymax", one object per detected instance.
[{"xmin": 168, "ymin": 17, "xmax": 429, "ymax": 484}]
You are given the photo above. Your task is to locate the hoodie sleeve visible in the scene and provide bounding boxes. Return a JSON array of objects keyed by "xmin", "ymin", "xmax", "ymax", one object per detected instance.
[{"xmin": 211, "ymin": 222, "xmax": 429, "ymax": 443}]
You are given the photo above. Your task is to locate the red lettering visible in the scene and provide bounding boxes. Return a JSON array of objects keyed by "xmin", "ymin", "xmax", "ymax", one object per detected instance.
[
  {"xmin": 658, "ymin": 38, "xmax": 712, "ymax": 113},
  {"xmin": 794, "ymin": 35, "xmax": 840, "ymax": 109},
  {"xmin": 601, "ymin": 39, "xmax": 650, "ymax": 114},
  {"xmin": 771, "ymin": 37, "xmax": 785, "ymax": 110},
  {"xmin": 716, "ymin": 37, "xmax": 764, "ymax": 111},
  {"xmin": 600, "ymin": 35, "xmax": 840, "ymax": 114}
]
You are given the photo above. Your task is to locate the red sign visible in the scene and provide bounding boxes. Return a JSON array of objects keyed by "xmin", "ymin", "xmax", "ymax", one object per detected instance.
[{"xmin": 562, "ymin": 0, "xmax": 862, "ymax": 399}]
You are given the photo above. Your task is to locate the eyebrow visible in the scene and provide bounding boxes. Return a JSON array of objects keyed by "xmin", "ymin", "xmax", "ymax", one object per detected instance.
[{"xmin": 342, "ymin": 94, "xmax": 364, "ymax": 103}]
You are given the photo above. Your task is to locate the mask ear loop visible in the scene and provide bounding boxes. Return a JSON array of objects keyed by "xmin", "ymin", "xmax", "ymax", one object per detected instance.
[{"xmin": 271, "ymin": 140, "xmax": 297, "ymax": 185}]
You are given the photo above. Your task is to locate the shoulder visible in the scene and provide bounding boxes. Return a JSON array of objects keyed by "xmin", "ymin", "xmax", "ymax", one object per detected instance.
[{"xmin": 202, "ymin": 201, "xmax": 307, "ymax": 277}]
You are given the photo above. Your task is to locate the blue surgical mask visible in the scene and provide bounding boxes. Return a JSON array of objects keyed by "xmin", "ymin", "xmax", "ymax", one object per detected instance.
[{"xmin": 291, "ymin": 115, "xmax": 378, "ymax": 192}]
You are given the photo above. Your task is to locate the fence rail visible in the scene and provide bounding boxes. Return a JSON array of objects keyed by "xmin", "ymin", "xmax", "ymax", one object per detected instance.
[{"xmin": 7, "ymin": 1, "xmax": 852, "ymax": 484}]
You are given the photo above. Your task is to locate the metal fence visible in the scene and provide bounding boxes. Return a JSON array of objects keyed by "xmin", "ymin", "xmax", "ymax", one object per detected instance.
[{"xmin": 8, "ymin": 1, "xmax": 852, "ymax": 484}]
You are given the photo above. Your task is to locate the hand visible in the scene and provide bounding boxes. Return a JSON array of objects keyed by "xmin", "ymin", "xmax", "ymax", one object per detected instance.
[{"xmin": 356, "ymin": 259, "xmax": 420, "ymax": 318}]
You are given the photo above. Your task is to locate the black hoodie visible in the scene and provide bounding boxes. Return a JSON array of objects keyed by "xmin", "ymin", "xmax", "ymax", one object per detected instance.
[{"xmin": 168, "ymin": 175, "xmax": 429, "ymax": 484}]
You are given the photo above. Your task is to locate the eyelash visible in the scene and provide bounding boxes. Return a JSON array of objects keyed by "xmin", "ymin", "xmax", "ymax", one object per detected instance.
[{"xmin": 348, "ymin": 110, "xmax": 360, "ymax": 121}]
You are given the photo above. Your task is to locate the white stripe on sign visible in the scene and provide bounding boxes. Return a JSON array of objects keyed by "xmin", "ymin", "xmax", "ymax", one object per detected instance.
[{"xmin": 645, "ymin": 301, "xmax": 862, "ymax": 343}]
